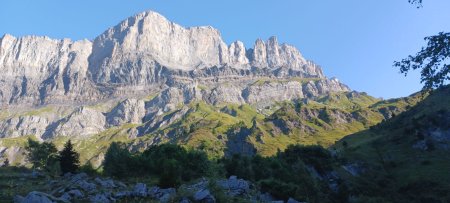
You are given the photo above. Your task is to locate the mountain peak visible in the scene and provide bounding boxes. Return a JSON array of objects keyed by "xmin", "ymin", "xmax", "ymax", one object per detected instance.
[{"xmin": 0, "ymin": 10, "xmax": 346, "ymax": 107}]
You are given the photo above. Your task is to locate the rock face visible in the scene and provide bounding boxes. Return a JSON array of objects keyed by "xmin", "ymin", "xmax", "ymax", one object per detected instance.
[
  {"xmin": 0, "ymin": 10, "xmax": 346, "ymax": 109},
  {"xmin": 107, "ymin": 99, "xmax": 146, "ymax": 126},
  {"xmin": 0, "ymin": 34, "xmax": 95, "ymax": 106},
  {"xmin": 44, "ymin": 107, "xmax": 106, "ymax": 139},
  {"xmin": 0, "ymin": 115, "xmax": 49, "ymax": 139},
  {"xmin": 0, "ymin": 10, "xmax": 351, "ymax": 162}
]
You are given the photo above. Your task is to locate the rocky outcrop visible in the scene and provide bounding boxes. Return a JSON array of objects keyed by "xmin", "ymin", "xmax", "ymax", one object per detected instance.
[
  {"xmin": 44, "ymin": 107, "xmax": 106, "ymax": 139},
  {"xmin": 106, "ymin": 99, "xmax": 145, "ymax": 126},
  {"xmin": 0, "ymin": 115, "xmax": 49, "ymax": 139},
  {"xmin": 243, "ymin": 81, "xmax": 304, "ymax": 104}
]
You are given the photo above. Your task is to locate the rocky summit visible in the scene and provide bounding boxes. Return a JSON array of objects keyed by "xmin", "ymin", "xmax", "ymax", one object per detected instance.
[{"xmin": 0, "ymin": 11, "xmax": 351, "ymax": 165}]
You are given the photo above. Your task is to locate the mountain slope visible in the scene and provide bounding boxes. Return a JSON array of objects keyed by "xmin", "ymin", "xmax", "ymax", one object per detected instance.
[
  {"xmin": 336, "ymin": 86, "xmax": 450, "ymax": 202},
  {"xmin": 0, "ymin": 10, "xmax": 425, "ymax": 168}
]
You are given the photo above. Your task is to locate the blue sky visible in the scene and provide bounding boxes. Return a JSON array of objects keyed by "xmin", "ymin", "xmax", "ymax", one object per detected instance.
[{"xmin": 1, "ymin": 0, "xmax": 449, "ymax": 99}]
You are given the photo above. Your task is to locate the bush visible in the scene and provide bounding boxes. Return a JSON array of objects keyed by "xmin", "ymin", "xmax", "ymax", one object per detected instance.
[
  {"xmin": 140, "ymin": 144, "xmax": 211, "ymax": 186},
  {"xmin": 281, "ymin": 145, "xmax": 333, "ymax": 175},
  {"xmin": 220, "ymin": 145, "xmax": 332, "ymax": 202},
  {"xmin": 158, "ymin": 159, "xmax": 182, "ymax": 187},
  {"xmin": 79, "ymin": 162, "xmax": 98, "ymax": 176},
  {"xmin": 102, "ymin": 142, "xmax": 211, "ymax": 186},
  {"xmin": 259, "ymin": 179, "xmax": 300, "ymax": 201},
  {"xmin": 24, "ymin": 138, "xmax": 59, "ymax": 172},
  {"xmin": 102, "ymin": 142, "xmax": 133, "ymax": 178}
]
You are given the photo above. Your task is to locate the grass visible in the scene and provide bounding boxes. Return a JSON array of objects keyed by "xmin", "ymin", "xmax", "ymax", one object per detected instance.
[
  {"xmin": 0, "ymin": 167, "xmax": 50, "ymax": 201},
  {"xmin": 333, "ymin": 86, "xmax": 450, "ymax": 198},
  {"xmin": 0, "ymin": 86, "xmax": 433, "ymax": 172}
]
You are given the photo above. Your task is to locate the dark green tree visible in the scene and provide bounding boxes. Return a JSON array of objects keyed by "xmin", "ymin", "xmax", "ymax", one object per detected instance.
[
  {"xmin": 102, "ymin": 142, "xmax": 132, "ymax": 178},
  {"xmin": 24, "ymin": 138, "xmax": 58, "ymax": 170},
  {"xmin": 158, "ymin": 159, "xmax": 181, "ymax": 188},
  {"xmin": 58, "ymin": 140, "xmax": 80, "ymax": 174},
  {"xmin": 395, "ymin": 0, "xmax": 450, "ymax": 90},
  {"xmin": 394, "ymin": 32, "xmax": 450, "ymax": 90}
]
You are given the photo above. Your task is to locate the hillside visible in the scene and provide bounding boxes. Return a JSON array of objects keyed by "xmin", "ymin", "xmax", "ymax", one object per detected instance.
[
  {"xmin": 336, "ymin": 86, "xmax": 450, "ymax": 202},
  {"xmin": 0, "ymin": 89, "xmax": 423, "ymax": 167}
]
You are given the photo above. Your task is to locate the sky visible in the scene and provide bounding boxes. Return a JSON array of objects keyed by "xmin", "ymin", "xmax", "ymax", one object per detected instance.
[{"xmin": 1, "ymin": 0, "xmax": 450, "ymax": 99}]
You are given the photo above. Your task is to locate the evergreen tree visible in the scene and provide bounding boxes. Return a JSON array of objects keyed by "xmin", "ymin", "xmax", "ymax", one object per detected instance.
[
  {"xmin": 103, "ymin": 142, "xmax": 132, "ymax": 178},
  {"xmin": 59, "ymin": 140, "xmax": 80, "ymax": 174}
]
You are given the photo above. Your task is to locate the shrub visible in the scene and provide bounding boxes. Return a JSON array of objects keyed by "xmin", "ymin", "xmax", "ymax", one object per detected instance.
[
  {"xmin": 24, "ymin": 138, "xmax": 58, "ymax": 172},
  {"xmin": 140, "ymin": 144, "xmax": 211, "ymax": 186},
  {"xmin": 102, "ymin": 142, "xmax": 211, "ymax": 186},
  {"xmin": 102, "ymin": 142, "xmax": 133, "ymax": 178},
  {"xmin": 79, "ymin": 162, "xmax": 98, "ymax": 176}
]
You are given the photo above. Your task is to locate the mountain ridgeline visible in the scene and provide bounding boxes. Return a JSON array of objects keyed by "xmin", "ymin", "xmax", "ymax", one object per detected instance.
[{"xmin": 0, "ymin": 11, "xmax": 420, "ymax": 167}]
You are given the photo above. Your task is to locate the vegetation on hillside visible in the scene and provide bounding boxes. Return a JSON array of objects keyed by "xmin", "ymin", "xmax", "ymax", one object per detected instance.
[{"xmin": 335, "ymin": 86, "xmax": 450, "ymax": 202}]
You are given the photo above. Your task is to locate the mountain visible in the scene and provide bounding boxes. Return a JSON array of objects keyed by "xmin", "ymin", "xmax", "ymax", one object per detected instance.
[
  {"xmin": 0, "ymin": 11, "xmax": 343, "ymax": 108},
  {"xmin": 0, "ymin": 11, "xmax": 406, "ymax": 166}
]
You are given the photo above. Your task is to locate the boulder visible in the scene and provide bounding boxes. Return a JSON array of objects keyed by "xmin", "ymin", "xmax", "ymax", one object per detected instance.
[
  {"xmin": 70, "ymin": 173, "xmax": 88, "ymax": 183},
  {"xmin": 19, "ymin": 193, "xmax": 53, "ymax": 203},
  {"xmin": 217, "ymin": 176, "xmax": 250, "ymax": 196},
  {"xmin": 287, "ymin": 197, "xmax": 301, "ymax": 203},
  {"xmin": 194, "ymin": 189, "xmax": 210, "ymax": 201},
  {"xmin": 147, "ymin": 186, "xmax": 176, "ymax": 202},
  {"xmin": 115, "ymin": 180, "xmax": 128, "ymax": 188},
  {"xmin": 133, "ymin": 183, "xmax": 148, "ymax": 197},
  {"xmin": 76, "ymin": 180, "xmax": 97, "ymax": 191},
  {"xmin": 114, "ymin": 191, "xmax": 132, "ymax": 199},
  {"xmin": 179, "ymin": 197, "xmax": 191, "ymax": 203},
  {"xmin": 90, "ymin": 193, "xmax": 111, "ymax": 203},
  {"xmin": 60, "ymin": 193, "xmax": 71, "ymax": 202},
  {"xmin": 148, "ymin": 186, "xmax": 160, "ymax": 198},
  {"xmin": 194, "ymin": 189, "xmax": 215, "ymax": 203},
  {"xmin": 14, "ymin": 191, "xmax": 67, "ymax": 203},
  {"xmin": 59, "ymin": 189, "xmax": 84, "ymax": 201},
  {"xmin": 68, "ymin": 189, "xmax": 84, "ymax": 198},
  {"xmin": 95, "ymin": 177, "xmax": 116, "ymax": 188}
]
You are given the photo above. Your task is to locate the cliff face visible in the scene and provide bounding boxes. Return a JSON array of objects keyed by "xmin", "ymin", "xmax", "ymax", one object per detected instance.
[
  {"xmin": 0, "ymin": 35, "xmax": 96, "ymax": 106},
  {"xmin": 0, "ymin": 11, "xmax": 341, "ymax": 109},
  {"xmin": 0, "ymin": 10, "xmax": 352, "ymax": 165}
]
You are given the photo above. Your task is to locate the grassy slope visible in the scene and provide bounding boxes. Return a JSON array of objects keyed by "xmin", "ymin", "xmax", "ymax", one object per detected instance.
[
  {"xmin": 148, "ymin": 91, "xmax": 423, "ymax": 158},
  {"xmin": 0, "ymin": 89, "xmax": 425, "ymax": 167},
  {"xmin": 335, "ymin": 86, "xmax": 450, "ymax": 201}
]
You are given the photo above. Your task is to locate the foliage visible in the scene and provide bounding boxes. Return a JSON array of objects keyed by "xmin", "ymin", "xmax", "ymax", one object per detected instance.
[
  {"xmin": 58, "ymin": 140, "xmax": 80, "ymax": 174},
  {"xmin": 102, "ymin": 142, "xmax": 211, "ymax": 187},
  {"xmin": 221, "ymin": 145, "xmax": 334, "ymax": 202},
  {"xmin": 394, "ymin": 32, "xmax": 450, "ymax": 90},
  {"xmin": 79, "ymin": 162, "xmax": 98, "ymax": 176},
  {"xmin": 102, "ymin": 142, "xmax": 133, "ymax": 178},
  {"xmin": 408, "ymin": 0, "xmax": 423, "ymax": 7},
  {"xmin": 24, "ymin": 138, "xmax": 58, "ymax": 172},
  {"xmin": 337, "ymin": 86, "xmax": 450, "ymax": 203}
]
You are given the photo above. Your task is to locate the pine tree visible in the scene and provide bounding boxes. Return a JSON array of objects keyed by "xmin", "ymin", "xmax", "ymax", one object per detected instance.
[{"xmin": 59, "ymin": 140, "xmax": 80, "ymax": 174}]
